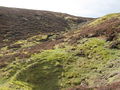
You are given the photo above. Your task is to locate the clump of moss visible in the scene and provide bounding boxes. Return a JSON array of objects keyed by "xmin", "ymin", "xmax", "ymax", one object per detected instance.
[
  {"xmin": 0, "ymin": 46, "xmax": 15, "ymax": 57},
  {"xmin": 13, "ymin": 39, "xmax": 38, "ymax": 48},
  {"xmin": 28, "ymin": 34, "xmax": 48, "ymax": 42},
  {"xmin": 12, "ymin": 34, "xmax": 48, "ymax": 48},
  {"xmin": 77, "ymin": 38, "xmax": 113, "ymax": 60}
]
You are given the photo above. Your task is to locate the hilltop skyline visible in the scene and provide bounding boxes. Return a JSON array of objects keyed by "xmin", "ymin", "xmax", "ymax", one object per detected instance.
[{"xmin": 0, "ymin": 0, "xmax": 120, "ymax": 17}]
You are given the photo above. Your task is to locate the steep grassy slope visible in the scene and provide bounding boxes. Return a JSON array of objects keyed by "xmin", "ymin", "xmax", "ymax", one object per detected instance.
[
  {"xmin": 66, "ymin": 13, "xmax": 120, "ymax": 90},
  {"xmin": 0, "ymin": 7, "xmax": 120, "ymax": 90},
  {"xmin": 68, "ymin": 13, "xmax": 120, "ymax": 43}
]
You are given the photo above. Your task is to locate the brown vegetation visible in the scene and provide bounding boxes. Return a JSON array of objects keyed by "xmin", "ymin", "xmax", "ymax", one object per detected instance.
[
  {"xmin": 68, "ymin": 81, "xmax": 120, "ymax": 90},
  {"xmin": 0, "ymin": 6, "xmax": 92, "ymax": 48},
  {"xmin": 68, "ymin": 16, "xmax": 120, "ymax": 44}
]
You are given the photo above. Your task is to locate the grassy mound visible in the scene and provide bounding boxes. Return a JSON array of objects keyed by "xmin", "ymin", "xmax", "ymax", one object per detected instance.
[{"xmin": 0, "ymin": 37, "xmax": 120, "ymax": 90}]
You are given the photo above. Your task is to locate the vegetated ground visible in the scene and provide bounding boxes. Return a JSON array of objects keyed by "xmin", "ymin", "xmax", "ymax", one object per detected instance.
[
  {"xmin": 0, "ymin": 6, "xmax": 92, "ymax": 48},
  {"xmin": 0, "ymin": 7, "xmax": 120, "ymax": 90}
]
